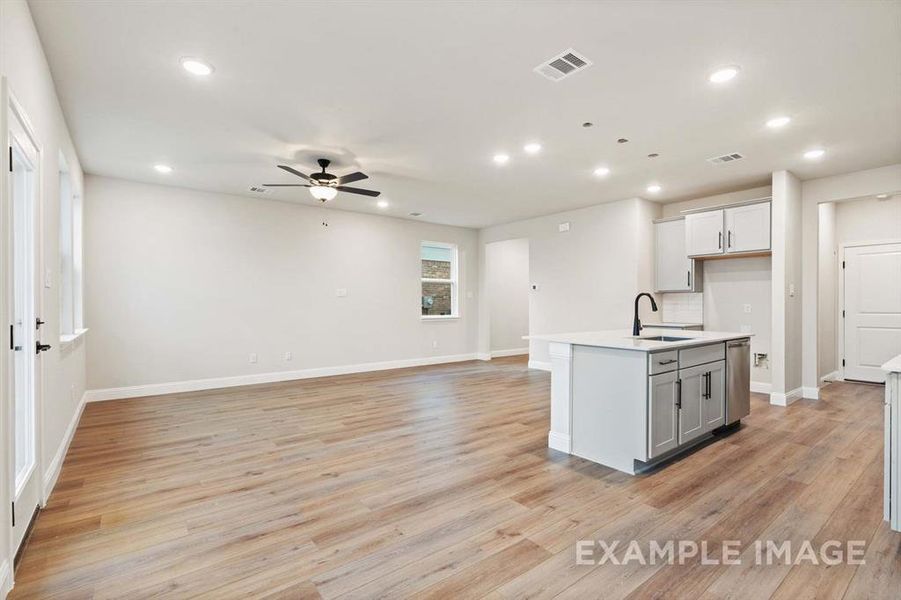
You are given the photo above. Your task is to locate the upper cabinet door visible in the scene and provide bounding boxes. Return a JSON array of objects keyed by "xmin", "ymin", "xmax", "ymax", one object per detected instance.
[
  {"xmin": 685, "ymin": 210, "xmax": 724, "ymax": 257},
  {"xmin": 655, "ymin": 219, "xmax": 692, "ymax": 292},
  {"xmin": 725, "ymin": 202, "xmax": 770, "ymax": 253}
]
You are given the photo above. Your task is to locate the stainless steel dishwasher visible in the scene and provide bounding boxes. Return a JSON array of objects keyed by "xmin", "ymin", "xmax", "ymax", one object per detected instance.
[{"xmin": 726, "ymin": 339, "xmax": 751, "ymax": 424}]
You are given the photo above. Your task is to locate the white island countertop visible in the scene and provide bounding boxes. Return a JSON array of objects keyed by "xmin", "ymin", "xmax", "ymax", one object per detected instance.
[
  {"xmin": 883, "ymin": 354, "xmax": 901, "ymax": 373},
  {"xmin": 526, "ymin": 329, "xmax": 752, "ymax": 352}
]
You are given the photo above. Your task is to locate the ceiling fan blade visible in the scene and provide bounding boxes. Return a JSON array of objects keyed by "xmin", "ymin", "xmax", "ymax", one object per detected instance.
[
  {"xmin": 277, "ymin": 165, "xmax": 313, "ymax": 182},
  {"xmin": 335, "ymin": 171, "xmax": 368, "ymax": 185},
  {"xmin": 263, "ymin": 183, "xmax": 312, "ymax": 187},
  {"xmin": 336, "ymin": 186, "xmax": 381, "ymax": 197}
]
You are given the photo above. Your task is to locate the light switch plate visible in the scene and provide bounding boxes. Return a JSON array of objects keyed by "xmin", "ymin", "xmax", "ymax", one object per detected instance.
[
  {"xmin": 743, "ymin": 304, "xmax": 752, "ymax": 313},
  {"xmin": 44, "ymin": 268, "xmax": 52, "ymax": 288},
  {"xmin": 336, "ymin": 288, "xmax": 347, "ymax": 297},
  {"xmin": 558, "ymin": 222, "xmax": 571, "ymax": 233}
]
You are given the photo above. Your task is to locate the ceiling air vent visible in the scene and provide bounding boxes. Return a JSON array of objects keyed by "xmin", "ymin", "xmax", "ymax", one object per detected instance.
[
  {"xmin": 707, "ymin": 152, "xmax": 745, "ymax": 165},
  {"xmin": 534, "ymin": 48, "xmax": 593, "ymax": 82},
  {"xmin": 248, "ymin": 185, "xmax": 272, "ymax": 195}
]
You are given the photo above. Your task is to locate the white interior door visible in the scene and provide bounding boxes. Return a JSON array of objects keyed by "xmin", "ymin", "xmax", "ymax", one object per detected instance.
[
  {"xmin": 843, "ymin": 242, "xmax": 901, "ymax": 383},
  {"xmin": 8, "ymin": 100, "xmax": 41, "ymax": 553}
]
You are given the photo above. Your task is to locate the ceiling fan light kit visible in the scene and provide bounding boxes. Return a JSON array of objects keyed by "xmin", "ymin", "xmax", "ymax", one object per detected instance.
[{"xmin": 264, "ymin": 158, "xmax": 381, "ymax": 202}]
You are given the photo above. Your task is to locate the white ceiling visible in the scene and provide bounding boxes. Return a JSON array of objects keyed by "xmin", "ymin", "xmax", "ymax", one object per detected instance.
[{"xmin": 28, "ymin": 0, "xmax": 901, "ymax": 228}]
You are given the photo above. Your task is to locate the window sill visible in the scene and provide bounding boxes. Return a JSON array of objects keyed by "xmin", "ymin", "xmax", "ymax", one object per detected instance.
[
  {"xmin": 60, "ymin": 328, "xmax": 88, "ymax": 349},
  {"xmin": 421, "ymin": 315, "xmax": 460, "ymax": 321}
]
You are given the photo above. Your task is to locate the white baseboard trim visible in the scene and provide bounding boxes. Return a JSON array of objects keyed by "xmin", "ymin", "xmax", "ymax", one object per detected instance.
[
  {"xmin": 750, "ymin": 381, "xmax": 772, "ymax": 394},
  {"xmin": 42, "ymin": 391, "xmax": 87, "ymax": 501},
  {"xmin": 548, "ymin": 431, "xmax": 571, "ymax": 453},
  {"xmin": 84, "ymin": 353, "xmax": 482, "ymax": 402},
  {"xmin": 0, "ymin": 559, "xmax": 11, "ymax": 599},
  {"xmin": 476, "ymin": 352, "xmax": 492, "ymax": 361},
  {"xmin": 820, "ymin": 371, "xmax": 840, "ymax": 384},
  {"xmin": 528, "ymin": 360, "xmax": 551, "ymax": 372},
  {"xmin": 801, "ymin": 386, "xmax": 820, "ymax": 400},
  {"xmin": 770, "ymin": 387, "xmax": 803, "ymax": 407},
  {"xmin": 490, "ymin": 348, "xmax": 529, "ymax": 358}
]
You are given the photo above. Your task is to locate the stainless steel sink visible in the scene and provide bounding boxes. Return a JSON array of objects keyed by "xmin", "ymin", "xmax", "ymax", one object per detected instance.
[{"xmin": 638, "ymin": 335, "xmax": 692, "ymax": 342}]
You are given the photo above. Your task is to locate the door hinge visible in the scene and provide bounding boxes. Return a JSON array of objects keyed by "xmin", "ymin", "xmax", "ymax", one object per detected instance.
[
  {"xmin": 8, "ymin": 324, "xmax": 12, "ymax": 350},
  {"xmin": 842, "ymin": 260, "xmax": 846, "ymax": 269},
  {"xmin": 11, "ymin": 501, "xmax": 14, "ymax": 527},
  {"xmin": 842, "ymin": 310, "xmax": 845, "ymax": 318},
  {"xmin": 842, "ymin": 359, "xmax": 846, "ymax": 367},
  {"xmin": 8, "ymin": 146, "xmax": 12, "ymax": 173}
]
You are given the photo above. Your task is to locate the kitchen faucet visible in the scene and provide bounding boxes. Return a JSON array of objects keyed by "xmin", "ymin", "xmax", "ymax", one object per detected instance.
[{"xmin": 632, "ymin": 292, "xmax": 659, "ymax": 336}]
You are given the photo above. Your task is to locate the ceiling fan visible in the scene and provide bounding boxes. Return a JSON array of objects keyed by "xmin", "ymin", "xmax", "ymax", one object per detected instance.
[{"xmin": 264, "ymin": 159, "xmax": 381, "ymax": 202}]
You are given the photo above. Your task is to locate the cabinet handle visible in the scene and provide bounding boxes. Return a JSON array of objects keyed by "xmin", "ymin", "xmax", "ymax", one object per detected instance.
[
  {"xmin": 687, "ymin": 270, "xmax": 691, "ymax": 287},
  {"xmin": 718, "ymin": 231, "xmax": 722, "ymax": 249},
  {"xmin": 728, "ymin": 230, "xmax": 732, "ymax": 248},
  {"xmin": 659, "ymin": 359, "xmax": 678, "ymax": 365},
  {"xmin": 676, "ymin": 379, "xmax": 682, "ymax": 409}
]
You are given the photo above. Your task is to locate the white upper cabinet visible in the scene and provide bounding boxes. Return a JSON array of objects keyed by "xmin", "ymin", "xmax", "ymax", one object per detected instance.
[
  {"xmin": 725, "ymin": 202, "xmax": 771, "ymax": 253},
  {"xmin": 655, "ymin": 219, "xmax": 702, "ymax": 292},
  {"xmin": 685, "ymin": 209, "xmax": 724, "ymax": 257}
]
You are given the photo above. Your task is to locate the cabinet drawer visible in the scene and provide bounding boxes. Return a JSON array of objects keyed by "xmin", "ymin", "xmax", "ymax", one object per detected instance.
[
  {"xmin": 649, "ymin": 350, "xmax": 679, "ymax": 374},
  {"xmin": 678, "ymin": 343, "xmax": 725, "ymax": 369}
]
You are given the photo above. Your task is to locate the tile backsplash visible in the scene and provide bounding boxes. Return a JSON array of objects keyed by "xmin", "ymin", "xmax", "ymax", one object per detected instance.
[{"xmin": 662, "ymin": 293, "xmax": 704, "ymax": 324}]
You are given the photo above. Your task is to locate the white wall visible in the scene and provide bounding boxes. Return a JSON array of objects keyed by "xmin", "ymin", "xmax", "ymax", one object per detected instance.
[
  {"xmin": 817, "ymin": 202, "xmax": 837, "ymax": 379},
  {"xmin": 800, "ymin": 163, "xmax": 901, "ymax": 393},
  {"xmin": 84, "ymin": 176, "xmax": 479, "ymax": 391},
  {"xmin": 835, "ymin": 194, "xmax": 901, "ymax": 245},
  {"xmin": 485, "ymin": 239, "xmax": 529, "ymax": 354},
  {"xmin": 771, "ymin": 170, "xmax": 803, "ymax": 403},
  {"xmin": 660, "ymin": 185, "xmax": 772, "ymax": 218},
  {"xmin": 479, "ymin": 197, "xmax": 661, "ymax": 365},
  {"xmin": 1, "ymin": 0, "xmax": 88, "ymax": 591},
  {"xmin": 703, "ymin": 257, "xmax": 772, "ymax": 384}
]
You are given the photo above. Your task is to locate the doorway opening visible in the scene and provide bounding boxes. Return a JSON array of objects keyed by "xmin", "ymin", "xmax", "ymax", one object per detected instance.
[{"xmin": 485, "ymin": 238, "xmax": 530, "ymax": 358}]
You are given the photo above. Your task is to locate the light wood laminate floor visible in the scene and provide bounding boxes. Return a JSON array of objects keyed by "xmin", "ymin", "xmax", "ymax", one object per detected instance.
[{"xmin": 10, "ymin": 357, "xmax": 900, "ymax": 599}]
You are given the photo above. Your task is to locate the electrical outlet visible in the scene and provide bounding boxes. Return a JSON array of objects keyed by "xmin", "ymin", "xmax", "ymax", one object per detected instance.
[
  {"xmin": 558, "ymin": 222, "xmax": 571, "ymax": 233},
  {"xmin": 743, "ymin": 304, "xmax": 752, "ymax": 313},
  {"xmin": 284, "ymin": 351, "xmax": 292, "ymax": 361},
  {"xmin": 789, "ymin": 283, "xmax": 796, "ymax": 297},
  {"xmin": 336, "ymin": 288, "xmax": 347, "ymax": 297},
  {"xmin": 249, "ymin": 353, "xmax": 258, "ymax": 364},
  {"xmin": 432, "ymin": 340, "xmax": 439, "ymax": 349},
  {"xmin": 740, "ymin": 325, "xmax": 751, "ymax": 333}
]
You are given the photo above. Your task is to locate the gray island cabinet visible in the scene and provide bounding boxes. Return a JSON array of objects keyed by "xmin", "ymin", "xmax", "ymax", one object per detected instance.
[{"xmin": 528, "ymin": 329, "xmax": 752, "ymax": 475}]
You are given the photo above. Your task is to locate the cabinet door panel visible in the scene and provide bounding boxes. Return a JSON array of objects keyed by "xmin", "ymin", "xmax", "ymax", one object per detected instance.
[
  {"xmin": 678, "ymin": 366, "xmax": 705, "ymax": 444},
  {"xmin": 655, "ymin": 220, "xmax": 691, "ymax": 292},
  {"xmin": 703, "ymin": 361, "xmax": 726, "ymax": 431},
  {"xmin": 725, "ymin": 202, "xmax": 770, "ymax": 253},
  {"xmin": 648, "ymin": 371, "xmax": 679, "ymax": 458},
  {"xmin": 686, "ymin": 210, "xmax": 724, "ymax": 257}
]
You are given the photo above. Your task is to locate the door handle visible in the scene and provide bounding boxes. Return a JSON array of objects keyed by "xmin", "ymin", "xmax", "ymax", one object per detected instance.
[
  {"xmin": 36, "ymin": 342, "xmax": 51, "ymax": 354},
  {"xmin": 36, "ymin": 318, "xmax": 46, "ymax": 329}
]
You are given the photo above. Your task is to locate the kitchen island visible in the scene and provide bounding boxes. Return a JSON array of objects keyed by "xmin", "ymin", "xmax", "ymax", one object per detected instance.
[{"xmin": 528, "ymin": 329, "xmax": 752, "ymax": 474}]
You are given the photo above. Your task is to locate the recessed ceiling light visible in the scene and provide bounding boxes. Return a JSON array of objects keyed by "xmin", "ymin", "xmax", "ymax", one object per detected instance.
[
  {"xmin": 493, "ymin": 153, "xmax": 510, "ymax": 165},
  {"xmin": 582, "ymin": 122, "xmax": 594, "ymax": 128},
  {"xmin": 617, "ymin": 138, "xmax": 629, "ymax": 144},
  {"xmin": 709, "ymin": 65, "xmax": 740, "ymax": 83},
  {"xmin": 153, "ymin": 164, "xmax": 173, "ymax": 174},
  {"xmin": 409, "ymin": 212, "xmax": 422, "ymax": 217},
  {"xmin": 803, "ymin": 148, "xmax": 826, "ymax": 160},
  {"xmin": 766, "ymin": 116, "xmax": 791, "ymax": 129},
  {"xmin": 876, "ymin": 193, "xmax": 889, "ymax": 200},
  {"xmin": 377, "ymin": 200, "xmax": 389, "ymax": 209},
  {"xmin": 523, "ymin": 143, "xmax": 542, "ymax": 154},
  {"xmin": 647, "ymin": 153, "xmax": 659, "ymax": 158},
  {"xmin": 646, "ymin": 184, "xmax": 662, "ymax": 194},
  {"xmin": 593, "ymin": 166, "xmax": 610, "ymax": 177},
  {"xmin": 180, "ymin": 57, "xmax": 214, "ymax": 76}
]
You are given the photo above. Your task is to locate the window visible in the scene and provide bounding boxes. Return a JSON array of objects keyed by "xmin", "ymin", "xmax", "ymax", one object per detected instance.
[
  {"xmin": 421, "ymin": 241, "xmax": 458, "ymax": 318},
  {"xmin": 59, "ymin": 155, "xmax": 84, "ymax": 341}
]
